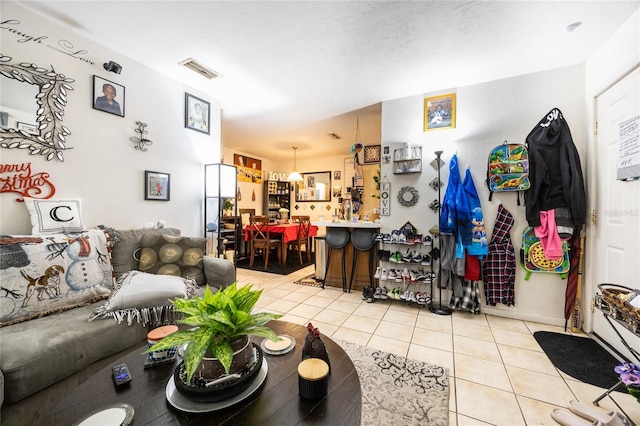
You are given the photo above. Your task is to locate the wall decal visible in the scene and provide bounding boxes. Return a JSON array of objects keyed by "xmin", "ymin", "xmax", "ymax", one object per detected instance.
[{"xmin": 0, "ymin": 162, "xmax": 56, "ymax": 201}]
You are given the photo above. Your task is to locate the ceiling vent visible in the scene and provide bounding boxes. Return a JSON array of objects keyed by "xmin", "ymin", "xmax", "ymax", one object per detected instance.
[
  {"xmin": 179, "ymin": 58, "xmax": 222, "ymax": 80},
  {"xmin": 328, "ymin": 133, "xmax": 341, "ymax": 140}
]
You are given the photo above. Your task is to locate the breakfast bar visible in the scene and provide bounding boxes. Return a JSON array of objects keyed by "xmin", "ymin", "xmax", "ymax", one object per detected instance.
[{"xmin": 312, "ymin": 221, "xmax": 381, "ymax": 292}]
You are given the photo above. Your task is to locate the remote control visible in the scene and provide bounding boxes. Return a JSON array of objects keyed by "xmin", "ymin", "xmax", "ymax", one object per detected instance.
[{"xmin": 112, "ymin": 363, "xmax": 132, "ymax": 387}]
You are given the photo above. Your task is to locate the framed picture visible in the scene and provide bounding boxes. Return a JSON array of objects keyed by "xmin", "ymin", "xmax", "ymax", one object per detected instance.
[
  {"xmin": 364, "ymin": 145, "xmax": 381, "ymax": 163},
  {"xmin": 16, "ymin": 122, "xmax": 37, "ymax": 134},
  {"xmin": 144, "ymin": 170, "xmax": 170, "ymax": 201},
  {"xmin": 424, "ymin": 93, "xmax": 456, "ymax": 131},
  {"xmin": 333, "ymin": 170, "xmax": 341, "ymax": 180},
  {"xmin": 185, "ymin": 93, "xmax": 210, "ymax": 134},
  {"xmin": 93, "ymin": 75, "xmax": 125, "ymax": 117}
]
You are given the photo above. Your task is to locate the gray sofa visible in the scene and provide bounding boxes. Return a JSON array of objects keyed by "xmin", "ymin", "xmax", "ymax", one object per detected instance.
[{"xmin": 0, "ymin": 227, "xmax": 235, "ymax": 425}]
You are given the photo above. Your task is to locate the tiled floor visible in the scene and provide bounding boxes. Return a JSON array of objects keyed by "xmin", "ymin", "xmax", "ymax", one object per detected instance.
[{"xmin": 237, "ymin": 265, "xmax": 640, "ymax": 426}]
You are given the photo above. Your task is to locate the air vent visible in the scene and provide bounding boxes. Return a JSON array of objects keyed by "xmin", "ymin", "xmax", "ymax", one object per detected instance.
[
  {"xmin": 328, "ymin": 133, "xmax": 341, "ymax": 140},
  {"xmin": 179, "ymin": 58, "xmax": 222, "ymax": 80}
]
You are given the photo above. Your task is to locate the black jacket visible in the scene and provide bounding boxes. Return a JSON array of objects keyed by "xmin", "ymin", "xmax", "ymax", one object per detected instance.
[{"xmin": 524, "ymin": 108, "xmax": 586, "ymax": 228}]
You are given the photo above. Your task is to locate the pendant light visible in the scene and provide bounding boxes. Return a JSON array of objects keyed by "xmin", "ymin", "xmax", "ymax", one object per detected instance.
[{"xmin": 287, "ymin": 146, "xmax": 303, "ymax": 182}]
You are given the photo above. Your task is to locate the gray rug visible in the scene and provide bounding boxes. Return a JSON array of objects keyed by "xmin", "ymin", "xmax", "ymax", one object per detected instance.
[{"xmin": 337, "ymin": 340, "xmax": 449, "ymax": 426}]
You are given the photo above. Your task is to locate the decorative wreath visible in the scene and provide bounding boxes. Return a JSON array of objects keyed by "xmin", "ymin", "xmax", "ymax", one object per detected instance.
[{"xmin": 397, "ymin": 186, "xmax": 419, "ymax": 207}]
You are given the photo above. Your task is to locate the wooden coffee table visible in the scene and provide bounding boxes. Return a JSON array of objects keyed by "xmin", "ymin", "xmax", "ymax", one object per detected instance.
[{"xmin": 47, "ymin": 321, "xmax": 362, "ymax": 425}]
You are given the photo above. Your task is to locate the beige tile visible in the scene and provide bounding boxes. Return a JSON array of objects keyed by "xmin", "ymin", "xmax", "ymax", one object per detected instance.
[
  {"xmin": 281, "ymin": 291, "xmax": 312, "ymax": 303},
  {"xmin": 455, "ymin": 378, "xmax": 525, "ymax": 426},
  {"xmin": 498, "ymin": 344, "xmax": 559, "ymax": 376},
  {"xmin": 278, "ymin": 313, "xmax": 310, "ymax": 326},
  {"xmin": 524, "ymin": 321, "xmax": 568, "ymax": 335},
  {"xmin": 506, "ymin": 365, "xmax": 575, "ymax": 405},
  {"xmin": 260, "ymin": 287, "xmax": 290, "ymax": 300},
  {"xmin": 303, "ymin": 295, "xmax": 335, "ymax": 309},
  {"xmin": 254, "ymin": 294, "xmax": 277, "ymax": 308},
  {"xmin": 367, "ymin": 334, "xmax": 409, "ymax": 357},
  {"xmin": 454, "ymin": 353, "xmax": 512, "ymax": 391},
  {"xmin": 374, "ymin": 320, "xmax": 414, "ymax": 342},
  {"xmin": 263, "ymin": 299, "xmax": 299, "ymax": 313},
  {"xmin": 456, "ymin": 414, "xmax": 493, "ymax": 426},
  {"xmin": 416, "ymin": 313, "xmax": 453, "ymax": 333},
  {"xmin": 492, "ymin": 328, "xmax": 542, "ymax": 351},
  {"xmin": 312, "ymin": 308, "xmax": 350, "ymax": 326},
  {"xmin": 326, "ymin": 299, "xmax": 359, "ymax": 314},
  {"xmin": 352, "ymin": 303, "xmax": 388, "ymax": 319},
  {"xmin": 307, "ymin": 320, "xmax": 339, "ymax": 337},
  {"xmin": 337, "ymin": 291, "xmax": 364, "ymax": 304},
  {"xmin": 565, "ymin": 379, "xmax": 640, "ymax": 425},
  {"xmin": 453, "ymin": 335, "xmax": 502, "ymax": 363},
  {"xmin": 286, "ymin": 303, "xmax": 324, "ymax": 319},
  {"xmin": 486, "ymin": 315, "xmax": 530, "ymax": 333},
  {"xmin": 382, "ymin": 309, "xmax": 418, "ymax": 326},
  {"xmin": 331, "ymin": 327, "xmax": 371, "ymax": 346},
  {"xmin": 293, "ymin": 285, "xmax": 323, "ymax": 295},
  {"xmin": 412, "ymin": 328, "xmax": 453, "ymax": 352},
  {"xmin": 407, "ymin": 344, "xmax": 454, "ymax": 375},
  {"xmin": 316, "ymin": 288, "xmax": 344, "ymax": 300},
  {"xmin": 452, "ymin": 312, "xmax": 489, "ymax": 326},
  {"xmin": 516, "ymin": 395, "xmax": 564, "ymax": 426},
  {"xmin": 342, "ymin": 314, "xmax": 380, "ymax": 334},
  {"xmin": 452, "ymin": 322, "xmax": 494, "ymax": 342},
  {"xmin": 449, "ymin": 375, "xmax": 456, "ymax": 412}
]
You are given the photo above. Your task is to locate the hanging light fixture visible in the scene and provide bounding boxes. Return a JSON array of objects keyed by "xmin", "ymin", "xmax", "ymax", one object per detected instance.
[{"xmin": 287, "ymin": 146, "xmax": 303, "ymax": 182}]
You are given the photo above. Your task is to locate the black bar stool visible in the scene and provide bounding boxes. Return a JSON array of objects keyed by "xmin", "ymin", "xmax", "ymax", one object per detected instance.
[
  {"xmin": 323, "ymin": 227, "xmax": 350, "ymax": 292},
  {"xmin": 349, "ymin": 228, "xmax": 376, "ymax": 293}
]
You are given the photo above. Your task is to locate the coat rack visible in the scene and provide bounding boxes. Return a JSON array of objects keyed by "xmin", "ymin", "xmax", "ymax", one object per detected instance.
[{"xmin": 430, "ymin": 150, "xmax": 452, "ymax": 316}]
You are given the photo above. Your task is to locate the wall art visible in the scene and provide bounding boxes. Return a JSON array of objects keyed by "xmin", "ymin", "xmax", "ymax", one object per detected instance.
[
  {"xmin": 234, "ymin": 154, "xmax": 262, "ymax": 183},
  {"xmin": 424, "ymin": 93, "xmax": 456, "ymax": 131},
  {"xmin": 93, "ymin": 75, "xmax": 125, "ymax": 117},
  {"xmin": 144, "ymin": 170, "xmax": 170, "ymax": 201},
  {"xmin": 185, "ymin": 93, "xmax": 210, "ymax": 134}
]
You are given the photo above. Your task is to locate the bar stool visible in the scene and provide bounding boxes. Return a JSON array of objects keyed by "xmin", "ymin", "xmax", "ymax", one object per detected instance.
[
  {"xmin": 323, "ymin": 227, "xmax": 350, "ymax": 292},
  {"xmin": 349, "ymin": 228, "xmax": 376, "ymax": 293}
]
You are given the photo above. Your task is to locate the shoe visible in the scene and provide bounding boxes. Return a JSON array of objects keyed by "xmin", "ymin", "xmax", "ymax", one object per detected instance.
[
  {"xmin": 409, "ymin": 270, "xmax": 418, "ymax": 282},
  {"xmin": 381, "ymin": 250, "xmax": 390, "ymax": 261},
  {"xmin": 374, "ymin": 267, "xmax": 382, "ymax": 279},
  {"xmin": 390, "ymin": 252, "xmax": 403, "ymax": 263},
  {"xmin": 373, "ymin": 287, "xmax": 382, "ymax": 299},
  {"xmin": 395, "ymin": 269, "xmax": 403, "ymax": 282},
  {"xmin": 361, "ymin": 286, "xmax": 372, "ymax": 300},
  {"xmin": 390, "ymin": 230, "xmax": 399, "ymax": 243},
  {"xmin": 568, "ymin": 400, "xmax": 632, "ymax": 426},
  {"xmin": 400, "ymin": 290, "xmax": 409, "ymax": 300},
  {"xmin": 551, "ymin": 409, "xmax": 593, "ymax": 426},
  {"xmin": 408, "ymin": 291, "xmax": 417, "ymax": 303},
  {"xmin": 397, "ymin": 231, "xmax": 407, "ymax": 244},
  {"xmin": 413, "ymin": 252, "xmax": 423, "ymax": 263},
  {"xmin": 421, "ymin": 254, "xmax": 431, "ymax": 266},
  {"xmin": 380, "ymin": 286, "xmax": 388, "ymax": 299},
  {"xmin": 413, "ymin": 234, "xmax": 423, "ymax": 244},
  {"xmin": 416, "ymin": 269, "xmax": 427, "ymax": 281},
  {"xmin": 373, "ymin": 233, "xmax": 383, "ymax": 242},
  {"xmin": 402, "ymin": 249, "xmax": 413, "ymax": 262},
  {"xmin": 422, "ymin": 235, "xmax": 432, "ymax": 245},
  {"xmin": 380, "ymin": 268, "xmax": 388, "ymax": 281},
  {"xmin": 402, "ymin": 268, "xmax": 410, "ymax": 281}
]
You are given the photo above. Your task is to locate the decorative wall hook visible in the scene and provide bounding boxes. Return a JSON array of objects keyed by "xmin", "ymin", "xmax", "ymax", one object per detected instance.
[{"xmin": 130, "ymin": 121, "xmax": 152, "ymax": 151}]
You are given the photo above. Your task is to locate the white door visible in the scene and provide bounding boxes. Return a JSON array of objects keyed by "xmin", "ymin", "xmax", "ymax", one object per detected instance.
[{"xmin": 592, "ymin": 66, "xmax": 640, "ymax": 361}]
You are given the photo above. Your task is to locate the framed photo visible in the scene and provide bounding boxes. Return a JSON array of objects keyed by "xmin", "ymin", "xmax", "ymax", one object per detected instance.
[
  {"xmin": 363, "ymin": 145, "xmax": 381, "ymax": 163},
  {"xmin": 185, "ymin": 93, "xmax": 210, "ymax": 134},
  {"xmin": 424, "ymin": 93, "xmax": 456, "ymax": 131},
  {"xmin": 16, "ymin": 122, "xmax": 37, "ymax": 134},
  {"xmin": 93, "ymin": 75, "xmax": 125, "ymax": 117},
  {"xmin": 144, "ymin": 170, "xmax": 170, "ymax": 201},
  {"xmin": 333, "ymin": 170, "xmax": 341, "ymax": 180}
]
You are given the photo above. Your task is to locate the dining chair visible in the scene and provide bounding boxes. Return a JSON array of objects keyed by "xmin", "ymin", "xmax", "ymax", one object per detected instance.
[
  {"xmin": 239, "ymin": 208, "xmax": 256, "ymax": 258},
  {"xmin": 248, "ymin": 215, "xmax": 281, "ymax": 269},
  {"xmin": 288, "ymin": 215, "xmax": 311, "ymax": 265}
]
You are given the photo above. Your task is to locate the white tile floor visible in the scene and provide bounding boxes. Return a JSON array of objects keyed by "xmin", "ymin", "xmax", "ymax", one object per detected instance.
[{"xmin": 237, "ymin": 265, "xmax": 640, "ymax": 426}]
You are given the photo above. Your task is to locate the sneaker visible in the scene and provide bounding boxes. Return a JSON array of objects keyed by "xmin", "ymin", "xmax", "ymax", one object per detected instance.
[
  {"xmin": 380, "ymin": 286, "xmax": 388, "ymax": 299},
  {"xmin": 397, "ymin": 231, "xmax": 407, "ymax": 244},
  {"xmin": 374, "ymin": 267, "xmax": 382, "ymax": 279},
  {"xmin": 409, "ymin": 270, "xmax": 418, "ymax": 282},
  {"xmin": 402, "ymin": 268, "xmax": 410, "ymax": 281},
  {"xmin": 382, "ymin": 233, "xmax": 392, "ymax": 243},
  {"xmin": 373, "ymin": 233, "xmax": 383, "ymax": 242},
  {"xmin": 416, "ymin": 268, "xmax": 427, "ymax": 281},
  {"xmin": 390, "ymin": 230, "xmax": 400, "ymax": 243},
  {"xmin": 421, "ymin": 254, "xmax": 431, "ymax": 266},
  {"xmin": 382, "ymin": 250, "xmax": 391, "ymax": 261},
  {"xmin": 361, "ymin": 286, "xmax": 372, "ymax": 300},
  {"xmin": 400, "ymin": 290, "xmax": 410, "ymax": 300},
  {"xmin": 413, "ymin": 234, "xmax": 423, "ymax": 244},
  {"xmin": 373, "ymin": 287, "xmax": 382, "ymax": 299},
  {"xmin": 380, "ymin": 268, "xmax": 388, "ymax": 281},
  {"xmin": 402, "ymin": 249, "xmax": 413, "ymax": 262},
  {"xmin": 390, "ymin": 252, "xmax": 403, "ymax": 263},
  {"xmin": 395, "ymin": 269, "xmax": 403, "ymax": 282},
  {"xmin": 387, "ymin": 269, "xmax": 397, "ymax": 280},
  {"xmin": 413, "ymin": 252, "xmax": 423, "ymax": 263},
  {"xmin": 408, "ymin": 291, "xmax": 417, "ymax": 303},
  {"xmin": 422, "ymin": 235, "xmax": 433, "ymax": 245}
]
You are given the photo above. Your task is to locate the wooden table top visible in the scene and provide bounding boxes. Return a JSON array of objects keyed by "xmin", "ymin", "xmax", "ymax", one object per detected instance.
[{"xmin": 47, "ymin": 321, "xmax": 361, "ymax": 425}]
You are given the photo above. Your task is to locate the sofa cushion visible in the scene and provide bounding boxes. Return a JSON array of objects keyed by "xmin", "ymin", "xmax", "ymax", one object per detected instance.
[
  {"xmin": 23, "ymin": 198, "xmax": 85, "ymax": 234},
  {"xmin": 88, "ymin": 270, "xmax": 198, "ymax": 326},
  {"xmin": 137, "ymin": 234, "xmax": 206, "ymax": 286},
  {"xmin": 111, "ymin": 228, "xmax": 181, "ymax": 279},
  {"xmin": 0, "ymin": 302, "xmax": 147, "ymax": 403},
  {"xmin": 0, "ymin": 229, "xmax": 114, "ymax": 327}
]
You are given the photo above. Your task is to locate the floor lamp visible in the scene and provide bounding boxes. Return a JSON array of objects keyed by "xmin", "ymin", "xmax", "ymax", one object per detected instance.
[{"xmin": 431, "ymin": 150, "xmax": 452, "ymax": 316}]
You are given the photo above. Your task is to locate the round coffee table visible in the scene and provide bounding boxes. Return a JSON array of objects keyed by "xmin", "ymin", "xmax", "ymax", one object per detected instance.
[{"xmin": 49, "ymin": 321, "xmax": 362, "ymax": 425}]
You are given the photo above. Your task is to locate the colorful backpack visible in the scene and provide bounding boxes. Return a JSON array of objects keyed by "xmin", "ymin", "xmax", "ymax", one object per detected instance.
[
  {"xmin": 486, "ymin": 141, "xmax": 530, "ymax": 203},
  {"xmin": 520, "ymin": 227, "xmax": 570, "ymax": 279}
]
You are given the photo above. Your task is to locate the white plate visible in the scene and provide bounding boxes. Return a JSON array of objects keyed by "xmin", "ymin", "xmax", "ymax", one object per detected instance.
[
  {"xmin": 165, "ymin": 357, "xmax": 268, "ymax": 413},
  {"xmin": 260, "ymin": 335, "xmax": 295, "ymax": 356},
  {"xmin": 73, "ymin": 403, "xmax": 134, "ymax": 426}
]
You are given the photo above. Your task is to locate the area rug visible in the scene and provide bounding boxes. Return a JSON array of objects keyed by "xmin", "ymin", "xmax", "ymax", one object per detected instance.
[
  {"xmin": 337, "ymin": 339, "xmax": 449, "ymax": 426},
  {"xmin": 293, "ymin": 273, "xmax": 323, "ymax": 287},
  {"xmin": 236, "ymin": 251, "xmax": 314, "ymax": 275},
  {"xmin": 533, "ymin": 331, "xmax": 625, "ymax": 391}
]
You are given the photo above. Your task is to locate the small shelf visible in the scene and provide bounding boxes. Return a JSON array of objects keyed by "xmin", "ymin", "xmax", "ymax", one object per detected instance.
[
  {"xmin": 393, "ymin": 147, "xmax": 422, "ymax": 175},
  {"xmin": 264, "ymin": 180, "xmax": 291, "ymax": 221}
]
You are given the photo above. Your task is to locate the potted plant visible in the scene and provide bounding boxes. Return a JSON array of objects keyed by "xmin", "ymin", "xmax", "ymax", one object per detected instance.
[
  {"xmin": 223, "ymin": 198, "xmax": 235, "ymax": 216},
  {"xmin": 145, "ymin": 283, "xmax": 281, "ymax": 383}
]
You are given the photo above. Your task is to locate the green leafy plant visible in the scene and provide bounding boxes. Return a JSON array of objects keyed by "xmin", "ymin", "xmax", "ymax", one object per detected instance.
[
  {"xmin": 223, "ymin": 198, "xmax": 235, "ymax": 212},
  {"xmin": 145, "ymin": 283, "xmax": 281, "ymax": 382},
  {"xmin": 372, "ymin": 168, "xmax": 381, "ymax": 199}
]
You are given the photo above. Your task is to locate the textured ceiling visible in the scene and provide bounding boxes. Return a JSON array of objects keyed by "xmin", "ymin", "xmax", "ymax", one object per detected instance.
[{"xmin": 17, "ymin": 0, "xmax": 640, "ymax": 161}]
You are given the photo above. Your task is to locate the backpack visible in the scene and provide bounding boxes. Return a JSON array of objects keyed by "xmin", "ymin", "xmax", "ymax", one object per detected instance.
[
  {"xmin": 486, "ymin": 141, "xmax": 530, "ymax": 204},
  {"xmin": 520, "ymin": 226, "xmax": 570, "ymax": 280}
]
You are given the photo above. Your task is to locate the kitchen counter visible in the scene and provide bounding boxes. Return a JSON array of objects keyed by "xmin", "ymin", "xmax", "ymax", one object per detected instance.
[{"xmin": 312, "ymin": 221, "xmax": 381, "ymax": 229}]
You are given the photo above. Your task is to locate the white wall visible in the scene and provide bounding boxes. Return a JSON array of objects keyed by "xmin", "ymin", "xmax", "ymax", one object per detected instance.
[
  {"xmin": 0, "ymin": 2, "xmax": 221, "ymax": 237},
  {"xmin": 381, "ymin": 65, "xmax": 587, "ymax": 326}
]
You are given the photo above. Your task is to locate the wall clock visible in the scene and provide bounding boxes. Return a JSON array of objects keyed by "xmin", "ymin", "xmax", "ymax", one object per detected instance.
[{"xmin": 363, "ymin": 145, "xmax": 381, "ymax": 164}]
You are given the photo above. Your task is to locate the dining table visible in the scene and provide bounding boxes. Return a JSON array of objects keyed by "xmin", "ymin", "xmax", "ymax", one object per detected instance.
[{"xmin": 245, "ymin": 221, "xmax": 319, "ymax": 265}]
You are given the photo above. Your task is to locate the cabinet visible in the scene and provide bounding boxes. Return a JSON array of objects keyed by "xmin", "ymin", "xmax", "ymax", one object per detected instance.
[
  {"xmin": 204, "ymin": 163, "xmax": 238, "ymax": 263},
  {"xmin": 263, "ymin": 180, "xmax": 291, "ymax": 221},
  {"xmin": 393, "ymin": 146, "xmax": 422, "ymax": 174}
]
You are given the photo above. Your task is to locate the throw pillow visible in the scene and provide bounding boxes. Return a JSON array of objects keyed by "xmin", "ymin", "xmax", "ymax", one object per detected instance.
[
  {"xmin": 23, "ymin": 198, "xmax": 85, "ymax": 234},
  {"xmin": 0, "ymin": 229, "xmax": 114, "ymax": 327},
  {"xmin": 111, "ymin": 228, "xmax": 181, "ymax": 279},
  {"xmin": 137, "ymin": 234, "xmax": 206, "ymax": 286},
  {"xmin": 88, "ymin": 270, "xmax": 198, "ymax": 326}
]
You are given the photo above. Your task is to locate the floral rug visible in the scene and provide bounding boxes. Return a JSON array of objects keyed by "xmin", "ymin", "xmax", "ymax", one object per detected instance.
[{"xmin": 337, "ymin": 340, "xmax": 449, "ymax": 426}]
